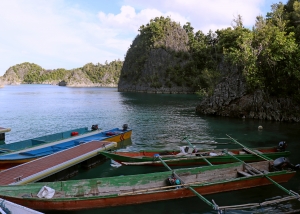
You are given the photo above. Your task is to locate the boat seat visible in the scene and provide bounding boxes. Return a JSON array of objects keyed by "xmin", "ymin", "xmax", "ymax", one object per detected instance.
[{"xmin": 237, "ymin": 170, "xmax": 252, "ymax": 177}]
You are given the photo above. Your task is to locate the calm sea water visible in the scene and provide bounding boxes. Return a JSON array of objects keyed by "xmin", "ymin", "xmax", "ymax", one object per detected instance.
[{"xmin": 1, "ymin": 84, "xmax": 300, "ymax": 214}]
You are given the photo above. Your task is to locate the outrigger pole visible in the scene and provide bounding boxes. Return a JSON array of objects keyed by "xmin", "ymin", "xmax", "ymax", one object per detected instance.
[
  {"xmin": 226, "ymin": 134, "xmax": 272, "ymax": 161},
  {"xmin": 154, "ymin": 154, "xmax": 220, "ymax": 213},
  {"xmin": 181, "ymin": 136, "xmax": 194, "ymax": 148},
  {"xmin": 178, "ymin": 134, "xmax": 300, "ymax": 212},
  {"xmin": 224, "ymin": 135, "xmax": 300, "ymax": 198},
  {"xmin": 182, "ymin": 137, "xmax": 213, "ymax": 166},
  {"xmin": 182, "ymin": 136, "xmax": 234, "ymax": 145}
]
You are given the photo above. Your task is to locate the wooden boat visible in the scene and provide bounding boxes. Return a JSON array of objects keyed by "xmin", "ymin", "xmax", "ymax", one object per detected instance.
[
  {"xmin": 99, "ymin": 145, "xmax": 290, "ymax": 166},
  {"xmin": 0, "ymin": 124, "xmax": 132, "ymax": 170},
  {"xmin": 0, "ymin": 160, "xmax": 297, "ymax": 212}
]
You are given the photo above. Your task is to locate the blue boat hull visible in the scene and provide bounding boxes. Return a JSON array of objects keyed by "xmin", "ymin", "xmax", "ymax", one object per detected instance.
[{"xmin": 0, "ymin": 126, "xmax": 132, "ymax": 170}]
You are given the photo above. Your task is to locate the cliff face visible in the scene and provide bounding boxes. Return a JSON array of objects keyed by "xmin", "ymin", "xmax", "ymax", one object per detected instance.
[
  {"xmin": 196, "ymin": 71, "xmax": 300, "ymax": 122},
  {"xmin": 118, "ymin": 17, "xmax": 194, "ymax": 93},
  {"xmin": 1, "ymin": 67, "xmax": 24, "ymax": 85}
]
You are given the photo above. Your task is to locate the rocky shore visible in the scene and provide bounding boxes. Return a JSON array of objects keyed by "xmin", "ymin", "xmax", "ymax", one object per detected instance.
[{"xmin": 196, "ymin": 71, "xmax": 300, "ymax": 122}]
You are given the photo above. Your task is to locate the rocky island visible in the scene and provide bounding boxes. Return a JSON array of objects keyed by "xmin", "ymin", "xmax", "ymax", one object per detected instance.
[{"xmin": 0, "ymin": 60, "xmax": 123, "ymax": 87}]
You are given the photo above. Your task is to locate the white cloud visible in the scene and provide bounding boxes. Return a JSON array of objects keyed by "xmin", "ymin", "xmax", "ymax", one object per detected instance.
[
  {"xmin": 122, "ymin": 0, "xmax": 266, "ymax": 32},
  {"xmin": 0, "ymin": 0, "xmax": 132, "ymax": 75},
  {"xmin": 98, "ymin": 6, "xmax": 188, "ymax": 34},
  {"xmin": 0, "ymin": 0, "xmax": 285, "ymax": 76}
]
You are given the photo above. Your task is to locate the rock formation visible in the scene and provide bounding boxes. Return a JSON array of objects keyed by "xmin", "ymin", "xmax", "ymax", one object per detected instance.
[
  {"xmin": 118, "ymin": 17, "xmax": 194, "ymax": 93},
  {"xmin": 0, "ymin": 61, "xmax": 122, "ymax": 87},
  {"xmin": 196, "ymin": 71, "xmax": 300, "ymax": 122}
]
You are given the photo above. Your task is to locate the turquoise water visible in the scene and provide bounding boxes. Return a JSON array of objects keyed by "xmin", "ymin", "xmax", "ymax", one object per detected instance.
[{"xmin": 1, "ymin": 84, "xmax": 300, "ymax": 213}]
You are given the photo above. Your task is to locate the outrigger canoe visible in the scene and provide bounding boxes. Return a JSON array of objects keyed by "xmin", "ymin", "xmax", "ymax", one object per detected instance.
[
  {"xmin": 0, "ymin": 160, "xmax": 297, "ymax": 212},
  {"xmin": 99, "ymin": 144, "xmax": 290, "ymax": 166},
  {"xmin": 0, "ymin": 124, "xmax": 131, "ymax": 170}
]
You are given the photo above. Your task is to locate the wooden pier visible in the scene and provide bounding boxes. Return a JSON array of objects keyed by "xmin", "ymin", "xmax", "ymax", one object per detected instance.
[{"xmin": 0, "ymin": 141, "xmax": 116, "ymax": 185}]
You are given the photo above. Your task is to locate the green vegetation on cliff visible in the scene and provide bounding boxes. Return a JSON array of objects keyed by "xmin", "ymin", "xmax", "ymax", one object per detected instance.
[
  {"xmin": 82, "ymin": 60, "xmax": 122, "ymax": 84},
  {"xmin": 225, "ymin": 1, "xmax": 300, "ymax": 101}
]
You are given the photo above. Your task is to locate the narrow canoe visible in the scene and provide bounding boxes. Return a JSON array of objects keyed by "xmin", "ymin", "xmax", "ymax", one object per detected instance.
[
  {"xmin": 0, "ymin": 125, "xmax": 132, "ymax": 170},
  {"xmin": 99, "ymin": 146, "xmax": 290, "ymax": 166},
  {"xmin": 0, "ymin": 160, "xmax": 296, "ymax": 211}
]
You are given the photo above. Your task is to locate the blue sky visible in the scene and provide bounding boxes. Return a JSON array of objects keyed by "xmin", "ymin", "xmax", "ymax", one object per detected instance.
[{"xmin": 0, "ymin": 0, "xmax": 288, "ymax": 76}]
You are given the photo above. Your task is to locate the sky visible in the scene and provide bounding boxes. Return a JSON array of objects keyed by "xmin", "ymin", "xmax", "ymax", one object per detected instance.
[{"xmin": 0, "ymin": 0, "xmax": 288, "ymax": 76}]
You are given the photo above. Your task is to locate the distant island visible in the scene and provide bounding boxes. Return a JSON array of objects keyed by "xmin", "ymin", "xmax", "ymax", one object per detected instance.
[{"xmin": 0, "ymin": 60, "xmax": 123, "ymax": 87}]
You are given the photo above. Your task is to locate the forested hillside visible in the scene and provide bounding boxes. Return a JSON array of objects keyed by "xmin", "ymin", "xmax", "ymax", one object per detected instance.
[{"xmin": 1, "ymin": 60, "xmax": 123, "ymax": 87}]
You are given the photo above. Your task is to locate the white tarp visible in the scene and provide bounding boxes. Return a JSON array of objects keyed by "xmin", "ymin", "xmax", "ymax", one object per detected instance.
[
  {"xmin": 37, "ymin": 186, "xmax": 55, "ymax": 199},
  {"xmin": 177, "ymin": 146, "xmax": 187, "ymax": 155},
  {"xmin": 177, "ymin": 146, "xmax": 195, "ymax": 155}
]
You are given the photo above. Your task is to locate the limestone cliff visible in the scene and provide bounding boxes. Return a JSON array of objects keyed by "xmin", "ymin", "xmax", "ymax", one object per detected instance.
[
  {"xmin": 196, "ymin": 71, "xmax": 300, "ymax": 122},
  {"xmin": 118, "ymin": 17, "xmax": 194, "ymax": 93}
]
